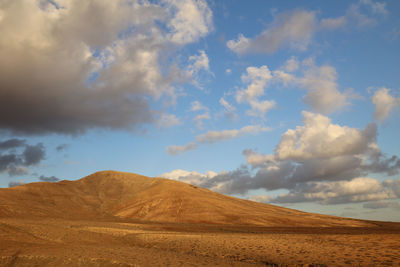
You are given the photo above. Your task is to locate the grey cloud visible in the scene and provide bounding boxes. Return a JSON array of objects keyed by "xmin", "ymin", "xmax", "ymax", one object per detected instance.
[
  {"xmin": 0, "ymin": 154, "xmax": 21, "ymax": 173},
  {"xmin": 383, "ymin": 179, "xmax": 400, "ymax": 197},
  {"xmin": 56, "ymin": 144, "xmax": 68, "ymax": 152},
  {"xmin": 0, "ymin": 0, "xmax": 212, "ymax": 135},
  {"xmin": 39, "ymin": 175, "xmax": 60, "ymax": 182},
  {"xmin": 0, "ymin": 139, "xmax": 46, "ymax": 176},
  {"xmin": 272, "ymin": 177, "xmax": 395, "ymax": 205},
  {"xmin": 8, "ymin": 181, "xmax": 25, "ymax": 188},
  {"xmin": 23, "ymin": 143, "xmax": 45, "ymax": 166},
  {"xmin": 0, "ymin": 139, "xmax": 26, "ymax": 150}
]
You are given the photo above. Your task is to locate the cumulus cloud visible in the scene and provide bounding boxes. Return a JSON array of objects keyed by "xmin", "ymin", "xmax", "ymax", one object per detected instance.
[
  {"xmin": 188, "ymin": 50, "xmax": 210, "ymax": 73},
  {"xmin": 0, "ymin": 0, "xmax": 212, "ymax": 135},
  {"xmin": 0, "ymin": 139, "xmax": 46, "ymax": 176},
  {"xmin": 235, "ymin": 65, "xmax": 276, "ymax": 118},
  {"xmin": 299, "ymin": 61, "xmax": 348, "ymax": 114},
  {"xmin": 233, "ymin": 60, "xmax": 348, "ymax": 116},
  {"xmin": 168, "ymin": 112, "xmax": 400, "ymax": 204},
  {"xmin": 196, "ymin": 125, "xmax": 271, "ymax": 144},
  {"xmin": 166, "ymin": 0, "xmax": 213, "ymax": 45},
  {"xmin": 372, "ymin": 88, "xmax": 399, "ymax": 122},
  {"xmin": 274, "ymin": 111, "xmax": 376, "ymax": 161},
  {"xmin": 159, "ymin": 169, "xmax": 218, "ymax": 187},
  {"xmin": 166, "ymin": 143, "xmax": 197, "ymax": 156},
  {"xmin": 236, "ymin": 66, "xmax": 273, "ymax": 103},
  {"xmin": 39, "ymin": 175, "xmax": 60, "ymax": 182},
  {"xmin": 227, "ymin": 10, "xmax": 316, "ymax": 54},
  {"xmin": 275, "ymin": 58, "xmax": 348, "ymax": 114}
]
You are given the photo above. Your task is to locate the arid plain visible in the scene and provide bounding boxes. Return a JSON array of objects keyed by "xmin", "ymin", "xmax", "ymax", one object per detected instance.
[{"xmin": 1, "ymin": 171, "xmax": 400, "ymax": 266}]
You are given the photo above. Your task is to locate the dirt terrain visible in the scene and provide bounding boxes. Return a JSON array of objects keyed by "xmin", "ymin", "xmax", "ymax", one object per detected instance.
[{"xmin": 0, "ymin": 171, "xmax": 399, "ymax": 266}]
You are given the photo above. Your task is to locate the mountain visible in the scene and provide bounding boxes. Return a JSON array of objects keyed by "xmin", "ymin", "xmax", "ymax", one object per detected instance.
[{"xmin": 0, "ymin": 170, "xmax": 374, "ymax": 227}]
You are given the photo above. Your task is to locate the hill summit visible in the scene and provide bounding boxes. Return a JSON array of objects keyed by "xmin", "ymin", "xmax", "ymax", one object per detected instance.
[{"xmin": 0, "ymin": 170, "xmax": 373, "ymax": 227}]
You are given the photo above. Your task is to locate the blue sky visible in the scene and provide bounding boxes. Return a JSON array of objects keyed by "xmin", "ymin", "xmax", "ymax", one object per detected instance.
[{"xmin": 1, "ymin": 0, "xmax": 400, "ymax": 221}]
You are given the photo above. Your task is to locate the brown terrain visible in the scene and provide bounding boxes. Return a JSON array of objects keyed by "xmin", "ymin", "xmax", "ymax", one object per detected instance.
[{"xmin": 0, "ymin": 170, "xmax": 399, "ymax": 266}]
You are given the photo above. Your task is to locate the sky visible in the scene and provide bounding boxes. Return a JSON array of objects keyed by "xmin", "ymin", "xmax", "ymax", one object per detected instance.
[{"xmin": 1, "ymin": 0, "xmax": 400, "ymax": 222}]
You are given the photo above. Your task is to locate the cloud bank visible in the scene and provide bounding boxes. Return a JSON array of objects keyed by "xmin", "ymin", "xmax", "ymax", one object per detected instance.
[
  {"xmin": 0, "ymin": 0, "xmax": 212, "ymax": 135},
  {"xmin": 162, "ymin": 111, "xmax": 400, "ymax": 206}
]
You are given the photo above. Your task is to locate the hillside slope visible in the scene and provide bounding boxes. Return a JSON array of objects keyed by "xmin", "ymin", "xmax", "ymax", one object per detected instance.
[{"xmin": 0, "ymin": 170, "xmax": 374, "ymax": 227}]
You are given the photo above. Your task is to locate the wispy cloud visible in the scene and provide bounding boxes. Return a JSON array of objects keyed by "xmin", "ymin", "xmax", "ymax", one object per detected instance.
[
  {"xmin": 196, "ymin": 125, "xmax": 271, "ymax": 144},
  {"xmin": 166, "ymin": 143, "xmax": 198, "ymax": 156}
]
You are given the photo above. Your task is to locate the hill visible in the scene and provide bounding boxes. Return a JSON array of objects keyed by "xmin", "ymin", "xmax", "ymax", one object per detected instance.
[{"xmin": 0, "ymin": 170, "xmax": 374, "ymax": 227}]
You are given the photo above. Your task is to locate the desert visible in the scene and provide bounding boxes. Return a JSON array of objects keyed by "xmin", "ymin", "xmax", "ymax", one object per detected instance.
[{"xmin": 1, "ymin": 171, "xmax": 399, "ymax": 266}]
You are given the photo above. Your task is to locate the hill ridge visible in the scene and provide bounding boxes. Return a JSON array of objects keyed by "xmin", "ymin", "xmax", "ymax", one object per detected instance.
[{"xmin": 0, "ymin": 170, "xmax": 374, "ymax": 227}]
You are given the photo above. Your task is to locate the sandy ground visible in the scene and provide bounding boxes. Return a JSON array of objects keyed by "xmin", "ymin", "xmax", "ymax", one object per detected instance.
[{"xmin": 1, "ymin": 218, "xmax": 400, "ymax": 266}]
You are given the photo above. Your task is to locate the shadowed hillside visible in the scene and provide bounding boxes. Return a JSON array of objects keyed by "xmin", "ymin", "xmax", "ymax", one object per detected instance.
[{"xmin": 0, "ymin": 170, "xmax": 374, "ymax": 227}]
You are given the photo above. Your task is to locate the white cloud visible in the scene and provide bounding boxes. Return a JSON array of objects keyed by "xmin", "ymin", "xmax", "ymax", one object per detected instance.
[
  {"xmin": 193, "ymin": 112, "xmax": 210, "ymax": 128},
  {"xmin": 225, "ymin": 69, "xmax": 232, "ymax": 75},
  {"xmin": 372, "ymin": 87, "xmax": 399, "ymax": 122},
  {"xmin": 166, "ymin": 142, "xmax": 197, "ymax": 155},
  {"xmin": 196, "ymin": 125, "xmax": 271, "ymax": 144},
  {"xmin": 360, "ymin": 0, "xmax": 388, "ymax": 16},
  {"xmin": 346, "ymin": 3, "xmax": 377, "ymax": 28},
  {"xmin": 235, "ymin": 65, "xmax": 276, "ymax": 118},
  {"xmin": 235, "ymin": 60, "xmax": 348, "ymax": 116},
  {"xmin": 275, "ymin": 111, "xmax": 377, "ymax": 161},
  {"xmin": 188, "ymin": 50, "xmax": 210, "ymax": 73},
  {"xmin": 300, "ymin": 61, "xmax": 348, "ymax": 114},
  {"xmin": 219, "ymin": 98, "xmax": 237, "ymax": 120},
  {"xmin": 165, "ymin": 0, "xmax": 213, "ymax": 45},
  {"xmin": 157, "ymin": 113, "xmax": 180, "ymax": 128},
  {"xmin": 166, "ymin": 124, "xmax": 271, "ymax": 156},
  {"xmin": 159, "ymin": 169, "xmax": 218, "ymax": 186},
  {"xmin": 320, "ymin": 16, "xmax": 347, "ymax": 30},
  {"xmin": 236, "ymin": 66, "xmax": 272, "ymax": 103},
  {"xmin": 282, "ymin": 56, "xmax": 299, "ymax": 72},
  {"xmin": 190, "ymin": 101, "xmax": 208, "ymax": 112},
  {"xmin": 247, "ymin": 100, "xmax": 276, "ymax": 118},
  {"xmin": 227, "ymin": 10, "xmax": 316, "ymax": 54},
  {"xmin": 195, "ymin": 111, "xmax": 400, "ymax": 195},
  {"xmin": 227, "ymin": 2, "xmax": 387, "ymax": 56},
  {"xmin": 248, "ymin": 194, "xmax": 272, "ymax": 204}
]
